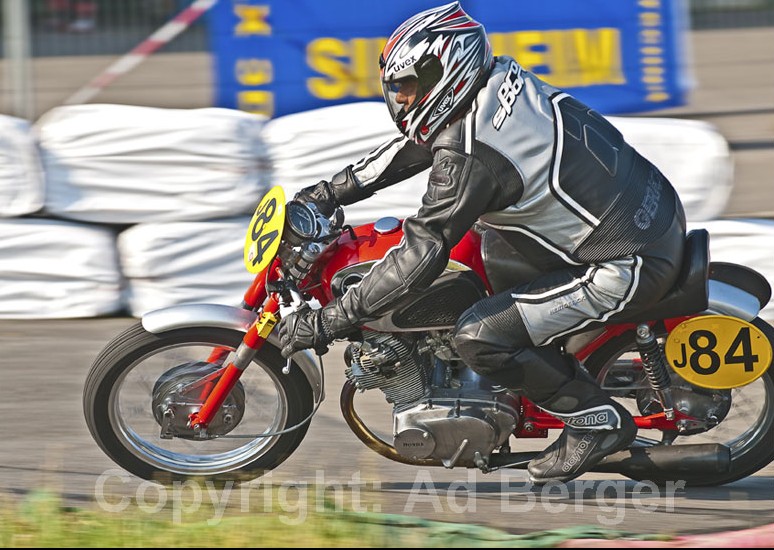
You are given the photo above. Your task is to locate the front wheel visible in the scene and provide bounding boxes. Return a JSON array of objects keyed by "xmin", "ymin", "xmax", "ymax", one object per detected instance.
[
  {"xmin": 584, "ymin": 317, "xmax": 774, "ymax": 487},
  {"xmin": 83, "ymin": 322, "xmax": 313, "ymax": 482}
]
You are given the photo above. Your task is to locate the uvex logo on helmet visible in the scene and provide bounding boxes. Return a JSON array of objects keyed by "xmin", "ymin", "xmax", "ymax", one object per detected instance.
[
  {"xmin": 380, "ymin": 2, "xmax": 493, "ymax": 144},
  {"xmin": 393, "ymin": 57, "xmax": 417, "ymax": 73},
  {"xmin": 432, "ymin": 89, "xmax": 455, "ymax": 119}
]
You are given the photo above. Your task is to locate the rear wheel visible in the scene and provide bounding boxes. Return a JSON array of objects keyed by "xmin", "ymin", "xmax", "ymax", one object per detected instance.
[
  {"xmin": 83, "ymin": 322, "xmax": 313, "ymax": 482},
  {"xmin": 584, "ymin": 317, "xmax": 774, "ymax": 486}
]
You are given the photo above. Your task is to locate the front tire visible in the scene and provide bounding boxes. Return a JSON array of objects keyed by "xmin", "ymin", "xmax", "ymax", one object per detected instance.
[
  {"xmin": 584, "ymin": 317, "xmax": 774, "ymax": 487},
  {"xmin": 83, "ymin": 322, "xmax": 313, "ymax": 482}
]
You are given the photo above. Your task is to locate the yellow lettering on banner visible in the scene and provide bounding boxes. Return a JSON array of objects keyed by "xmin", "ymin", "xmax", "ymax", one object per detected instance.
[
  {"xmin": 640, "ymin": 46, "xmax": 663, "ymax": 56},
  {"xmin": 351, "ymin": 38, "xmax": 385, "ymax": 97},
  {"xmin": 234, "ymin": 5, "xmax": 271, "ymax": 36},
  {"xmin": 509, "ymin": 31, "xmax": 550, "ymax": 74},
  {"xmin": 646, "ymin": 91, "xmax": 670, "ymax": 102},
  {"xmin": 488, "ymin": 32, "xmax": 509, "ymax": 63},
  {"xmin": 572, "ymin": 29, "xmax": 625, "ymax": 85},
  {"xmin": 643, "ymin": 74, "xmax": 665, "ymax": 84},
  {"xmin": 642, "ymin": 56, "xmax": 664, "ymax": 65},
  {"xmin": 639, "ymin": 12, "xmax": 662, "ymax": 27},
  {"xmin": 640, "ymin": 29, "xmax": 662, "ymax": 44},
  {"xmin": 306, "ymin": 29, "xmax": 626, "ymax": 99},
  {"xmin": 490, "ymin": 29, "xmax": 624, "ymax": 88},
  {"xmin": 638, "ymin": 1, "xmax": 670, "ymax": 103},
  {"xmin": 307, "ymin": 38, "xmax": 350, "ymax": 98},
  {"xmin": 238, "ymin": 90, "xmax": 274, "ymax": 117},
  {"xmin": 306, "ymin": 37, "xmax": 386, "ymax": 99},
  {"xmin": 236, "ymin": 59, "xmax": 273, "ymax": 86}
]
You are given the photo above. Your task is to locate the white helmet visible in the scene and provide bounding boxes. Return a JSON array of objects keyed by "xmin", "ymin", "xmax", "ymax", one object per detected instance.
[{"xmin": 379, "ymin": 2, "xmax": 493, "ymax": 144}]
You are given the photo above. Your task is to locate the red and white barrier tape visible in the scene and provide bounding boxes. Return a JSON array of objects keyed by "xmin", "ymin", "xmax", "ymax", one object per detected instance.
[{"xmin": 64, "ymin": 0, "xmax": 217, "ymax": 105}]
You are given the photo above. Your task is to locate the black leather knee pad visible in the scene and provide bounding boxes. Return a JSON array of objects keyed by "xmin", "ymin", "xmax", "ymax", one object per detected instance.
[
  {"xmin": 452, "ymin": 305, "xmax": 525, "ymax": 377},
  {"xmin": 452, "ymin": 308, "xmax": 488, "ymax": 371},
  {"xmin": 453, "ymin": 293, "xmax": 531, "ymax": 365},
  {"xmin": 453, "ymin": 305, "xmax": 576, "ymax": 402}
]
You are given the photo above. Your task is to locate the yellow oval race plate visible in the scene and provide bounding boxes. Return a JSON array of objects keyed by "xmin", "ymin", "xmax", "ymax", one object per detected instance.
[
  {"xmin": 664, "ymin": 315, "xmax": 773, "ymax": 389},
  {"xmin": 244, "ymin": 186, "xmax": 285, "ymax": 274}
]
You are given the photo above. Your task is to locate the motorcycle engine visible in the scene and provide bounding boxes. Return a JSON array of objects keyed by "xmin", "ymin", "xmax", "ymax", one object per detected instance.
[
  {"xmin": 346, "ymin": 332, "xmax": 429, "ymax": 409},
  {"xmin": 345, "ymin": 331, "xmax": 520, "ymax": 468}
]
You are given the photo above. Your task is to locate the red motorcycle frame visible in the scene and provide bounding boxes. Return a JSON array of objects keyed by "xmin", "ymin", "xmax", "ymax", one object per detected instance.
[{"xmin": 188, "ymin": 221, "xmax": 698, "ymax": 438}]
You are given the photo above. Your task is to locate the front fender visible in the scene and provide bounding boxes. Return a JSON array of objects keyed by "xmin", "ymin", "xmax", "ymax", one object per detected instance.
[{"xmin": 142, "ymin": 303, "xmax": 324, "ymax": 401}]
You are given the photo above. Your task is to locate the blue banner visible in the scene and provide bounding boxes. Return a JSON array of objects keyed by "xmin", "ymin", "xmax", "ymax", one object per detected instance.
[{"xmin": 207, "ymin": 0, "xmax": 689, "ymax": 118}]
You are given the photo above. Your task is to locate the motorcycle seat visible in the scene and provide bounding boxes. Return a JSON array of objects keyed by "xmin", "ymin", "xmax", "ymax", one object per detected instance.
[{"xmin": 625, "ymin": 229, "xmax": 710, "ymax": 323}]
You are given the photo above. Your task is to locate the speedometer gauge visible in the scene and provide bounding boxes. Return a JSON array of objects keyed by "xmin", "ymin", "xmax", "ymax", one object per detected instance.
[{"xmin": 285, "ymin": 201, "xmax": 317, "ymax": 243}]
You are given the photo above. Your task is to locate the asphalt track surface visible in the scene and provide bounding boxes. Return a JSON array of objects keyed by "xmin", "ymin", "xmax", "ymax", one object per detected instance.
[
  {"xmin": 0, "ymin": 26, "xmax": 773, "ymax": 537},
  {"xmin": 0, "ymin": 320, "xmax": 773, "ymax": 536}
]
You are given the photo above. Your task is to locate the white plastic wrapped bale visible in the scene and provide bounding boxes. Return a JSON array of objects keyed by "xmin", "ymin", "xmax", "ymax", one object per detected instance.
[
  {"xmin": 0, "ymin": 115, "xmax": 45, "ymax": 217},
  {"xmin": 0, "ymin": 219, "xmax": 122, "ymax": 318},
  {"xmin": 609, "ymin": 117, "xmax": 733, "ymax": 222},
  {"xmin": 118, "ymin": 218, "xmax": 253, "ymax": 317},
  {"xmin": 688, "ymin": 219, "xmax": 774, "ymax": 321},
  {"xmin": 35, "ymin": 104, "xmax": 270, "ymax": 223},
  {"xmin": 263, "ymin": 102, "xmax": 428, "ymax": 226}
]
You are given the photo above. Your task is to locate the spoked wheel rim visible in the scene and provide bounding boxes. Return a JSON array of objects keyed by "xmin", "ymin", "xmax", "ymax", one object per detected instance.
[{"xmin": 108, "ymin": 341, "xmax": 290, "ymax": 476}]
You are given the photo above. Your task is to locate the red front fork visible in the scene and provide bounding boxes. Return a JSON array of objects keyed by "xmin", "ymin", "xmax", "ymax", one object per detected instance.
[
  {"xmin": 202, "ymin": 263, "xmax": 272, "ymax": 368},
  {"xmin": 188, "ymin": 295, "xmax": 280, "ymax": 432}
]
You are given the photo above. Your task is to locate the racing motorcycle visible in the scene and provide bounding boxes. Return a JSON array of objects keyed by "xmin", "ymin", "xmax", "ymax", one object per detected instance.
[{"xmin": 84, "ymin": 187, "xmax": 774, "ymax": 486}]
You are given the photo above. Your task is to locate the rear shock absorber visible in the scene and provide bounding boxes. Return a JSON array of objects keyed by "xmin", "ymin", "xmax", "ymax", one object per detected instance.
[{"xmin": 635, "ymin": 323, "xmax": 675, "ymax": 420}]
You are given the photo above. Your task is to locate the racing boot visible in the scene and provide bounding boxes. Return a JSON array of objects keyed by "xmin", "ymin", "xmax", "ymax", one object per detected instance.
[
  {"xmin": 452, "ymin": 330, "xmax": 637, "ymax": 484},
  {"xmin": 527, "ymin": 364, "xmax": 637, "ymax": 485}
]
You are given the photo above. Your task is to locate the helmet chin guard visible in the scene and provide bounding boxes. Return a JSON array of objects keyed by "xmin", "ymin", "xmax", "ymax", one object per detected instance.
[{"xmin": 379, "ymin": 2, "xmax": 493, "ymax": 144}]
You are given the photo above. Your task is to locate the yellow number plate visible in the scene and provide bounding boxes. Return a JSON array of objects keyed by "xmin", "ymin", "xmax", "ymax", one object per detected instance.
[
  {"xmin": 244, "ymin": 186, "xmax": 285, "ymax": 274},
  {"xmin": 664, "ymin": 315, "xmax": 773, "ymax": 389}
]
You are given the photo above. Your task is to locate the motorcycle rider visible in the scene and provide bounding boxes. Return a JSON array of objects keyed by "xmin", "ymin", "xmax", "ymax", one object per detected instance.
[{"xmin": 278, "ymin": 2, "xmax": 686, "ymax": 484}]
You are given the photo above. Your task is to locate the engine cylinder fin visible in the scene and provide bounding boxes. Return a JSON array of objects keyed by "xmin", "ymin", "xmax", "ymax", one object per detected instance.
[{"xmin": 345, "ymin": 332, "xmax": 429, "ymax": 409}]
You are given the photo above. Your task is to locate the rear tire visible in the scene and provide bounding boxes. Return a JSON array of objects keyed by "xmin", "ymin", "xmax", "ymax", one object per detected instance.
[
  {"xmin": 584, "ymin": 317, "xmax": 774, "ymax": 487},
  {"xmin": 84, "ymin": 322, "xmax": 313, "ymax": 482}
]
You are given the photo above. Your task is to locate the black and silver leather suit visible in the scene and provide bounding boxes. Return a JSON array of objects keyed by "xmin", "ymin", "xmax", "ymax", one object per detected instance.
[{"xmin": 302, "ymin": 55, "xmax": 685, "ymax": 414}]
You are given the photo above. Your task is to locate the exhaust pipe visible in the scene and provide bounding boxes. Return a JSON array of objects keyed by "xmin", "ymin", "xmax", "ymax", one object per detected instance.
[
  {"xmin": 343, "ymin": 380, "xmax": 732, "ymax": 477},
  {"xmin": 489, "ymin": 443, "xmax": 730, "ymax": 478},
  {"xmin": 593, "ymin": 443, "xmax": 730, "ymax": 477}
]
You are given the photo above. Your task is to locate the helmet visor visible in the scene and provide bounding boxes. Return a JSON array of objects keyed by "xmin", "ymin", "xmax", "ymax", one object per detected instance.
[
  {"xmin": 380, "ymin": 52, "xmax": 420, "ymax": 127},
  {"xmin": 382, "ymin": 76, "xmax": 419, "ymax": 126}
]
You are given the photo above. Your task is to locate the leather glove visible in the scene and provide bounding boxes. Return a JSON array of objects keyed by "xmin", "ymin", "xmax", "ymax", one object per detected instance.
[
  {"xmin": 278, "ymin": 304, "xmax": 331, "ymax": 358},
  {"xmin": 278, "ymin": 301, "xmax": 359, "ymax": 359},
  {"xmin": 294, "ymin": 180, "xmax": 337, "ymax": 218},
  {"xmin": 294, "ymin": 166, "xmax": 371, "ymax": 218}
]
